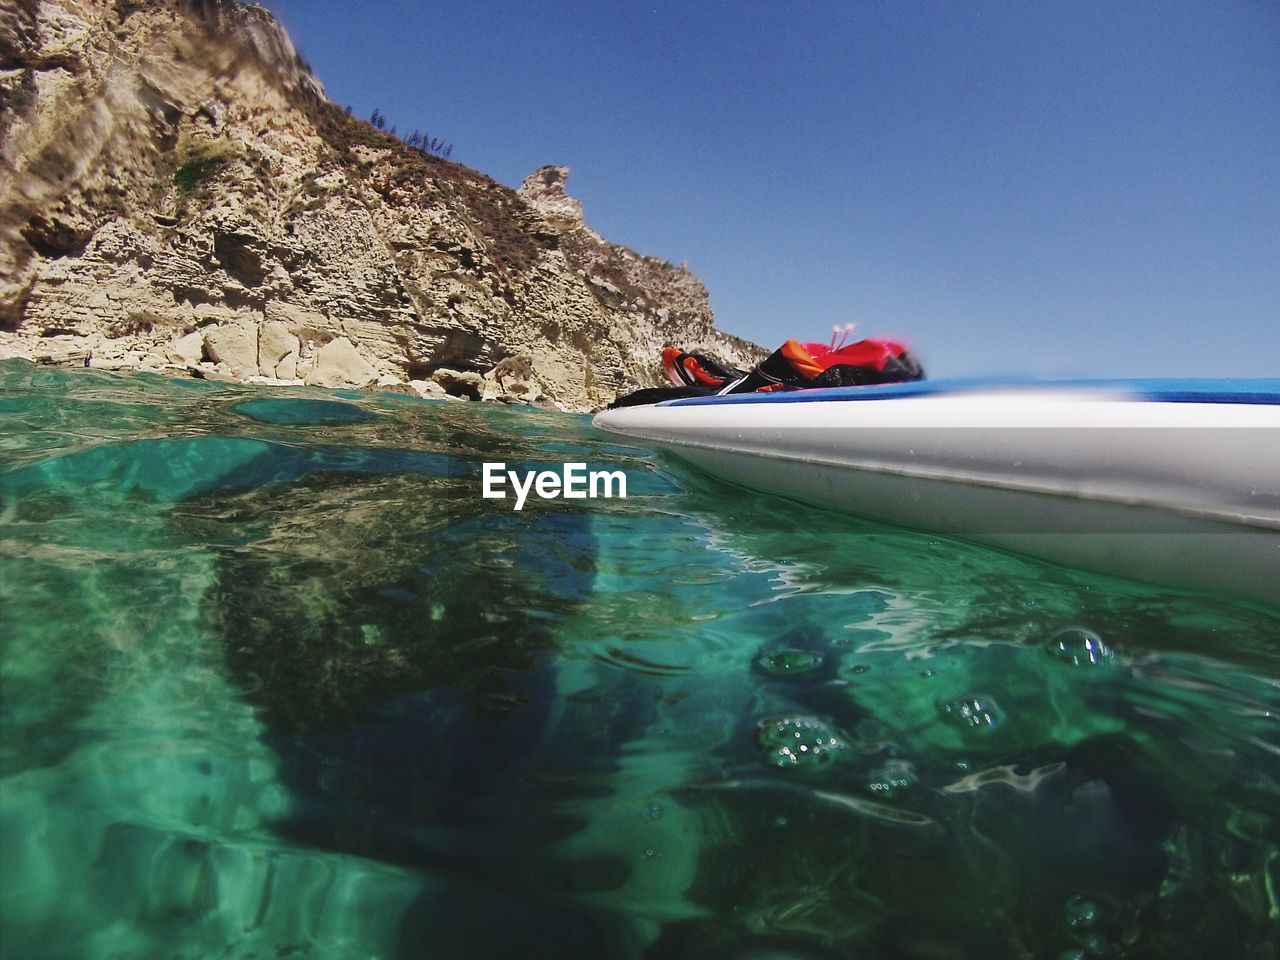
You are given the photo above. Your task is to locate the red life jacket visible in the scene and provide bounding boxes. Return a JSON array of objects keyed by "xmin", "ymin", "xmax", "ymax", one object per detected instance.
[{"xmin": 725, "ymin": 338, "xmax": 925, "ymax": 394}]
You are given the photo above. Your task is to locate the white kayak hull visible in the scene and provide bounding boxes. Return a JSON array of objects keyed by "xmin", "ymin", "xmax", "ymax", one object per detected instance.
[{"xmin": 593, "ymin": 381, "xmax": 1280, "ymax": 605}]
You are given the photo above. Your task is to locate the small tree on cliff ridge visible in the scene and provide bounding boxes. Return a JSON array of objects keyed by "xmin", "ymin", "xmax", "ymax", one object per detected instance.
[{"xmin": 362, "ymin": 108, "xmax": 453, "ymax": 160}]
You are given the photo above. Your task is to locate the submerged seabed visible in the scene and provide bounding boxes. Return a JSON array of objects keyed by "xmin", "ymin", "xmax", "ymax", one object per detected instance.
[{"xmin": 0, "ymin": 360, "xmax": 1276, "ymax": 960}]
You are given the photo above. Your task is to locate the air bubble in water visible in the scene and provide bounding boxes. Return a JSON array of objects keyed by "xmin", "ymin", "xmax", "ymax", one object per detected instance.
[
  {"xmin": 758, "ymin": 715, "xmax": 847, "ymax": 770},
  {"xmin": 1045, "ymin": 628, "xmax": 1112, "ymax": 667},
  {"xmin": 1064, "ymin": 893, "xmax": 1100, "ymax": 929},
  {"xmin": 937, "ymin": 693, "xmax": 1004, "ymax": 732},
  {"xmin": 865, "ymin": 759, "xmax": 918, "ymax": 799},
  {"xmin": 756, "ymin": 648, "xmax": 824, "ymax": 675}
]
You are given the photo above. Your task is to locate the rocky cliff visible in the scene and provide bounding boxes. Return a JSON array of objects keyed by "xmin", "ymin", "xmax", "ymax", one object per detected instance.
[{"xmin": 0, "ymin": 0, "xmax": 761, "ymax": 409}]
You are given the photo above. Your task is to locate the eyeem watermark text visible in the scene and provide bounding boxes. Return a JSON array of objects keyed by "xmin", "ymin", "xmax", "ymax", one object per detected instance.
[{"xmin": 482, "ymin": 462, "xmax": 627, "ymax": 510}]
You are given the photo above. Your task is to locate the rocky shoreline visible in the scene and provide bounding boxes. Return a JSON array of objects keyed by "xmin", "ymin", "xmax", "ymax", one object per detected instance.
[{"xmin": 0, "ymin": 336, "xmax": 551, "ymax": 407}]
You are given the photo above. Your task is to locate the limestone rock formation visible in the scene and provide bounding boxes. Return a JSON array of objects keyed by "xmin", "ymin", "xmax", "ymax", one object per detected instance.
[
  {"xmin": 0, "ymin": 0, "xmax": 761, "ymax": 410},
  {"xmin": 430, "ymin": 367, "xmax": 484, "ymax": 401},
  {"xmin": 516, "ymin": 166, "xmax": 585, "ymax": 229}
]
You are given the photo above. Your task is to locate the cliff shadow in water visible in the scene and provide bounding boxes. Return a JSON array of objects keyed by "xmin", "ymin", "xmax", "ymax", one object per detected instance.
[{"xmin": 177, "ymin": 413, "xmax": 667, "ymax": 957}]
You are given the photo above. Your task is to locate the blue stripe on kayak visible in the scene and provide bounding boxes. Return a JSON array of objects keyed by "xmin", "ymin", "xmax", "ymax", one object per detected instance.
[{"xmin": 660, "ymin": 378, "xmax": 1280, "ymax": 407}]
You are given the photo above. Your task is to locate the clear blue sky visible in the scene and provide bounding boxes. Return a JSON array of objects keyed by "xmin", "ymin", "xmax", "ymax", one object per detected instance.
[{"xmin": 263, "ymin": 0, "xmax": 1278, "ymax": 378}]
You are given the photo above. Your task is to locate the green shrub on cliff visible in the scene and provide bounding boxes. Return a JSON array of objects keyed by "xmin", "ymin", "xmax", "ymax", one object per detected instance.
[{"xmin": 174, "ymin": 137, "xmax": 240, "ymax": 193}]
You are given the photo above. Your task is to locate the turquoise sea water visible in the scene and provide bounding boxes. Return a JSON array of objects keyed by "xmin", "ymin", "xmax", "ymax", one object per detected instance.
[{"xmin": 1, "ymin": 360, "xmax": 1276, "ymax": 959}]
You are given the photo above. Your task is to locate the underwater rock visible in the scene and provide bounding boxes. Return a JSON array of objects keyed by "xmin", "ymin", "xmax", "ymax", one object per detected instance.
[{"xmin": 232, "ymin": 397, "xmax": 379, "ymax": 426}]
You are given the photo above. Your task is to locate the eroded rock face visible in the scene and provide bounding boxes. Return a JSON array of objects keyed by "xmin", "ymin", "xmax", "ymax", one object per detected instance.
[
  {"xmin": 431, "ymin": 367, "xmax": 485, "ymax": 401},
  {"xmin": 0, "ymin": 0, "xmax": 761, "ymax": 408},
  {"xmin": 516, "ymin": 166, "xmax": 585, "ymax": 229},
  {"xmin": 306, "ymin": 336, "xmax": 377, "ymax": 389}
]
